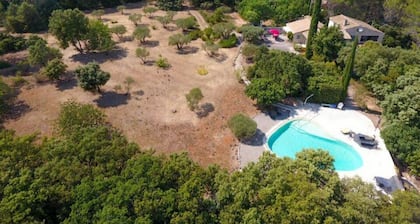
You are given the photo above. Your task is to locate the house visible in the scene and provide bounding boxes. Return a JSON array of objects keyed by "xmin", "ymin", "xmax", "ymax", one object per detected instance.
[
  {"xmin": 283, "ymin": 16, "xmax": 324, "ymax": 46},
  {"xmin": 328, "ymin": 14, "xmax": 384, "ymax": 43}
]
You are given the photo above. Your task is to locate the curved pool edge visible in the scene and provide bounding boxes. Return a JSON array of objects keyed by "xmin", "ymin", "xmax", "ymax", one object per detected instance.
[{"xmin": 266, "ymin": 119, "xmax": 364, "ymax": 171}]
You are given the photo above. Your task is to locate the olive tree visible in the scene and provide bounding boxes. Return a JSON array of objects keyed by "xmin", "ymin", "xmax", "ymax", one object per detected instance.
[
  {"xmin": 75, "ymin": 62, "xmax": 110, "ymax": 92},
  {"xmin": 110, "ymin": 25, "xmax": 127, "ymax": 41},
  {"xmin": 136, "ymin": 47, "xmax": 150, "ymax": 64},
  {"xmin": 133, "ymin": 26, "xmax": 151, "ymax": 43},
  {"xmin": 168, "ymin": 33, "xmax": 192, "ymax": 50},
  {"xmin": 128, "ymin": 13, "xmax": 142, "ymax": 26}
]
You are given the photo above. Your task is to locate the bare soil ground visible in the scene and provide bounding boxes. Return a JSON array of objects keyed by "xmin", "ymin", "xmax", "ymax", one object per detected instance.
[{"xmin": 2, "ymin": 6, "xmax": 257, "ymax": 170}]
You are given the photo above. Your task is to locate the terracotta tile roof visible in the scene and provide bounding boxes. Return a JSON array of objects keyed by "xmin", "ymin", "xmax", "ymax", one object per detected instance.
[
  {"xmin": 285, "ymin": 16, "xmax": 324, "ymax": 34},
  {"xmin": 329, "ymin": 14, "xmax": 383, "ymax": 39}
]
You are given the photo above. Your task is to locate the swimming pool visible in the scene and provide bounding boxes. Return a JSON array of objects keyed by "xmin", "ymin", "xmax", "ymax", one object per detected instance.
[{"xmin": 267, "ymin": 120, "xmax": 363, "ymax": 171}]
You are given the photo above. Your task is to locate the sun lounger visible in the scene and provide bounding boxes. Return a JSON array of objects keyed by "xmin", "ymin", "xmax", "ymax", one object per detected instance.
[{"xmin": 359, "ymin": 134, "xmax": 375, "ymax": 141}]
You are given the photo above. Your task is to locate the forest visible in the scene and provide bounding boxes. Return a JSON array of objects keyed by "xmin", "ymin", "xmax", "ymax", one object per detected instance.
[{"xmin": 0, "ymin": 101, "xmax": 419, "ymax": 223}]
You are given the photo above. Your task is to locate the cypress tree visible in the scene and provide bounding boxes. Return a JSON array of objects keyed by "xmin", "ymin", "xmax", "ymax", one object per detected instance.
[
  {"xmin": 341, "ymin": 37, "xmax": 358, "ymax": 101},
  {"xmin": 305, "ymin": 0, "xmax": 322, "ymax": 59}
]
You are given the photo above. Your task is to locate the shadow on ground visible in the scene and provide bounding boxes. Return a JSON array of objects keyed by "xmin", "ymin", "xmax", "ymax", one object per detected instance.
[
  {"xmin": 177, "ymin": 46, "xmax": 199, "ymax": 55},
  {"xmin": 70, "ymin": 47, "xmax": 128, "ymax": 64},
  {"xmin": 142, "ymin": 40, "xmax": 160, "ymax": 47},
  {"xmin": 94, "ymin": 91, "xmax": 130, "ymax": 108},
  {"xmin": 196, "ymin": 102, "xmax": 215, "ymax": 118},
  {"xmin": 4, "ymin": 100, "xmax": 31, "ymax": 120},
  {"xmin": 240, "ymin": 129, "xmax": 266, "ymax": 146},
  {"xmin": 56, "ymin": 75, "xmax": 78, "ymax": 91}
]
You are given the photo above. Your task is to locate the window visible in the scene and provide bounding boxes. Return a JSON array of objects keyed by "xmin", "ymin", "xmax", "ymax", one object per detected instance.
[{"xmin": 360, "ymin": 36, "xmax": 379, "ymax": 42}]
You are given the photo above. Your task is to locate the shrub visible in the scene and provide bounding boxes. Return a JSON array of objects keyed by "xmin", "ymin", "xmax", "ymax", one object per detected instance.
[
  {"xmin": 41, "ymin": 58, "xmax": 67, "ymax": 81},
  {"xmin": 75, "ymin": 62, "xmax": 110, "ymax": 92},
  {"xmin": 188, "ymin": 30, "xmax": 202, "ymax": 40},
  {"xmin": 0, "ymin": 33, "xmax": 27, "ymax": 55},
  {"xmin": 219, "ymin": 34, "xmax": 237, "ymax": 48},
  {"xmin": 228, "ymin": 113, "xmax": 257, "ymax": 140},
  {"xmin": 155, "ymin": 55, "xmax": 170, "ymax": 69},
  {"xmin": 287, "ymin": 31, "xmax": 294, "ymax": 41},
  {"xmin": 12, "ymin": 75, "xmax": 27, "ymax": 87},
  {"xmin": 185, "ymin": 88, "xmax": 203, "ymax": 111},
  {"xmin": 197, "ymin": 66, "xmax": 208, "ymax": 76}
]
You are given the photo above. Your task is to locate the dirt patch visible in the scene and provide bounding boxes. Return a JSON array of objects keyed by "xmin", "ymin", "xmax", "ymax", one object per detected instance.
[{"xmin": 2, "ymin": 7, "xmax": 257, "ymax": 170}]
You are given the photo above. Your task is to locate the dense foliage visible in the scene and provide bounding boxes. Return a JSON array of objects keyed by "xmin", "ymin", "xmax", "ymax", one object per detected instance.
[
  {"xmin": 0, "ymin": 78, "xmax": 10, "ymax": 116},
  {"xmin": 336, "ymin": 41, "xmax": 420, "ymax": 175},
  {"xmin": 248, "ymin": 50, "xmax": 312, "ymax": 96},
  {"xmin": 75, "ymin": 62, "xmax": 110, "ymax": 92},
  {"xmin": 228, "ymin": 113, "xmax": 257, "ymax": 139},
  {"xmin": 5, "ymin": 2, "xmax": 44, "ymax": 33},
  {"xmin": 312, "ymin": 26, "xmax": 345, "ymax": 62},
  {"xmin": 1, "ymin": 103, "xmax": 420, "ymax": 223},
  {"xmin": 49, "ymin": 9, "xmax": 114, "ymax": 53},
  {"xmin": 307, "ymin": 62, "xmax": 342, "ymax": 103},
  {"xmin": 0, "ymin": 33, "xmax": 27, "ymax": 55},
  {"xmin": 157, "ymin": 0, "xmax": 183, "ymax": 11},
  {"xmin": 245, "ymin": 78, "xmax": 285, "ymax": 106},
  {"xmin": 28, "ymin": 38, "xmax": 62, "ymax": 66},
  {"xmin": 238, "ymin": 0, "xmax": 310, "ymax": 25}
]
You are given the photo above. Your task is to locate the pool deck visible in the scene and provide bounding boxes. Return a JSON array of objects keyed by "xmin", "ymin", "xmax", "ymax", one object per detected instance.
[{"xmin": 239, "ymin": 104, "xmax": 404, "ymax": 193}]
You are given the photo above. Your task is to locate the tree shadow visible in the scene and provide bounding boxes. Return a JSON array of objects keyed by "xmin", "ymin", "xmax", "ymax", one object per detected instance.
[
  {"xmin": 3, "ymin": 100, "xmax": 31, "ymax": 120},
  {"xmin": 196, "ymin": 102, "xmax": 215, "ymax": 118},
  {"xmin": 177, "ymin": 46, "xmax": 199, "ymax": 55},
  {"xmin": 93, "ymin": 91, "xmax": 130, "ymax": 108},
  {"xmin": 240, "ymin": 129, "xmax": 266, "ymax": 146},
  {"xmin": 133, "ymin": 90, "xmax": 144, "ymax": 96},
  {"xmin": 144, "ymin": 60, "xmax": 156, "ymax": 66},
  {"xmin": 142, "ymin": 40, "xmax": 160, "ymax": 48},
  {"xmin": 56, "ymin": 75, "xmax": 78, "ymax": 91},
  {"xmin": 263, "ymin": 107, "xmax": 289, "ymax": 120},
  {"xmin": 207, "ymin": 53, "xmax": 228, "ymax": 62},
  {"xmin": 70, "ymin": 47, "xmax": 128, "ymax": 64}
]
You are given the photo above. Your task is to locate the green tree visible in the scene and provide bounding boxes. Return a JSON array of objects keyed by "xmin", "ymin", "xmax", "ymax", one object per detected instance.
[
  {"xmin": 49, "ymin": 9, "xmax": 89, "ymax": 53},
  {"xmin": 305, "ymin": 0, "xmax": 322, "ymax": 59},
  {"xmin": 313, "ymin": 26, "xmax": 345, "ymax": 61},
  {"xmin": 212, "ymin": 22, "xmax": 235, "ymax": 40},
  {"xmin": 143, "ymin": 6, "xmax": 158, "ymax": 18},
  {"xmin": 341, "ymin": 38, "xmax": 358, "ymax": 101},
  {"xmin": 75, "ymin": 62, "xmax": 110, "ymax": 92},
  {"xmin": 168, "ymin": 33, "xmax": 192, "ymax": 50},
  {"xmin": 136, "ymin": 47, "xmax": 150, "ymax": 64},
  {"xmin": 156, "ymin": 15, "xmax": 172, "ymax": 29},
  {"xmin": 91, "ymin": 9, "xmax": 105, "ymax": 20},
  {"xmin": 85, "ymin": 19, "xmax": 114, "ymax": 52},
  {"xmin": 238, "ymin": 0, "xmax": 274, "ymax": 25},
  {"xmin": 175, "ymin": 17, "xmax": 197, "ymax": 31},
  {"xmin": 240, "ymin": 25, "xmax": 264, "ymax": 43},
  {"xmin": 124, "ymin": 76, "xmax": 135, "ymax": 95},
  {"xmin": 133, "ymin": 25, "xmax": 151, "ymax": 43},
  {"xmin": 57, "ymin": 100, "xmax": 106, "ymax": 136},
  {"xmin": 128, "ymin": 13, "xmax": 142, "ymax": 26},
  {"xmin": 5, "ymin": 2, "xmax": 44, "ymax": 33},
  {"xmin": 41, "ymin": 58, "xmax": 67, "ymax": 81},
  {"xmin": 157, "ymin": 0, "xmax": 184, "ymax": 11},
  {"xmin": 228, "ymin": 113, "xmax": 257, "ymax": 139},
  {"xmin": 28, "ymin": 38, "xmax": 62, "ymax": 66},
  {"xmin": 242, "ymin": 43, "xmax": 259, "ymax": 62},
  {"xmin": 307, "ymin": 62, "xmax": 342, "ymax": 103},
  {"xmin": 117, "ymin": 5, "xmax": 126, "ymax": 15},
  {"xmin": 202, "ymin": 41, "xmax": 219, "ymax": 57},
  {"xmin": 110, "ymin": 25, "xmax": 127, "ymax": 41},
  {"xmin": 249, "ymin": 50, "xmax": 312, "ymax": 96},
  {"xmin": 0, "ymin": 78, "xmax": 11, "ymax": 115},
  {"xmin": 245, "ymin": 78, "xmax": 285, "ymax": 106},
  {"xmin": 185, "ymin": 88, "xmax": 203, "ymax": 111}
]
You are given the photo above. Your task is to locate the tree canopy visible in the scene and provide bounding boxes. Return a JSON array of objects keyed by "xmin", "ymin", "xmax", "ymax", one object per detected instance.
[
  {"xmin": 75, "ymin": 62, "xmax": 110, "ymax": 92},
  {"xmin": 0, "ymin": 101, "xmax": 420, "ymax": 223}
]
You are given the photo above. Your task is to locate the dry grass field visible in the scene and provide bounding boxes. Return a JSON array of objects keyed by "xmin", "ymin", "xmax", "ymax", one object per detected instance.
[{"xmin": 2, "ymin": 4, "xmax": 257, "ymax": 170}]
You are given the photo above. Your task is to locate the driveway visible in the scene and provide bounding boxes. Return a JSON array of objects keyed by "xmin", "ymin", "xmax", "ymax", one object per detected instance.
[
  {"xmin": 264, "ymin": 34, "xmax": 297, "ymax": 54},
  {"xmin": 189, "ymin": 10, "xmax": 209, "ymax": 29}
]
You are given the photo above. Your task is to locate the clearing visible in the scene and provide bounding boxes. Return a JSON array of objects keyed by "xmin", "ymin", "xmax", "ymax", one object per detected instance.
[{"xmin": 2, "ymin": 4, "xmax": 257, "ymax": 170}]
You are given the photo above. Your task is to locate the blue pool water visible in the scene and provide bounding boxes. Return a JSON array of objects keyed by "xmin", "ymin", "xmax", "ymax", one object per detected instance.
[{"xmin": 267, "ymin": 120, "xmax": 363, "ymax": 171}]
